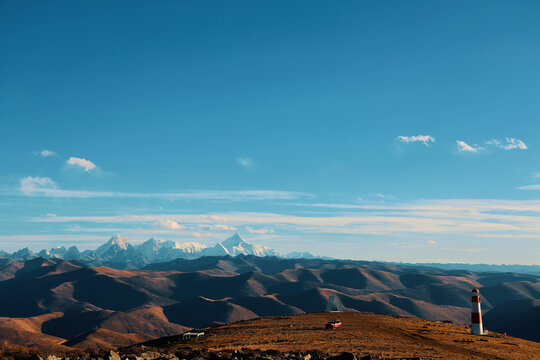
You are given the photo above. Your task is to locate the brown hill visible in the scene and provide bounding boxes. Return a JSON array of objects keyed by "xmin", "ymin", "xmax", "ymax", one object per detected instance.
[
  {"xmin": 0, "ymin": 256, "xmax": 538, "ymax": 350},
  {"xmin": 131, "ymin": 312, "xmax": 540, "ymax": 360}
]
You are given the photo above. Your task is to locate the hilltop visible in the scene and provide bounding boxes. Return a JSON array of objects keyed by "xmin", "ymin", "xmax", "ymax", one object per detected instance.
[
  {"xmin": 2, "ymin": 313, "xmax": 539, "ymax": 359},
  {"xmin": 121, "ymin": 313, "xmax": 540, "ymax": 359}
]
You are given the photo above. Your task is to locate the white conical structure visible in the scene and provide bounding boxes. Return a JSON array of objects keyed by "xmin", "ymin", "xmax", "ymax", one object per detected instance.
[
  {"xmin": 471, "ymin": 288, "xmax": 484, "ymax": 335},
  {"xmin": 325, "ymin": 295, "xmax": 343, "ymax": 312}
]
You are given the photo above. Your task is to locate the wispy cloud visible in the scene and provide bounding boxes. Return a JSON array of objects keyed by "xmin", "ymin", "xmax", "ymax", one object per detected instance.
[
  {"xmin": 14, "ymin": 199, "xmax": 540, "ymax": 263},
  {"xmin": 457, "ymin": 138, "xmax": 527, "ymax": 153},
  {"xmin": 20, "ymin": 176, "xmax": 58, "ymax": 196},
  {"xmin": 397, "ymin": 135, "xmax": 435, "ymax": 146},
  {"xmin": 517, "ymin": 171, "xmax": 540, "ymax": 190},
  {"xmin": 486, "ymin": 138, "xmax": 527, "ymax": 150},
  {"xmin": 18, "ymin": 176, "xmax": 308, "ymax": 200},
  {"xmin": 200, "ymin": 224, "xmax": 237, "ymax": 231},
  {"xmin": 66, "ymin": 157, "xmax": 97, "ymax": 172},
  {"xmin": 456, "ymin": 140, "xmax": 480, "ymax": 153},
  {"xmin": 375, "ymin": 193, "xmax": 395, "ymax": 200},
  {"xmin": 193, "ymin": 231, "xmax": 212, "ymax": 238},
  {"xmin": 29, "ymin": 198, "xmax": 540, "ymax": 239},
  {"xmin": 20, "ymin": 176, "xmax": 110, "ymax": 197},
  {"xmin": 518, "ymin": 184, "xmax": 540, "ymax": 191},
  {"xmin": 237, "ymin": 157, "xmax": 256, "ymax": 169},
  {"xmin": 154, "ymin": 219, "xmax": 186, "ymax": 230},
  {"xmin": 442, "ymin": 247, "xmax": 491, "ymax": 253},
  {"xmin": 246, "ymin": 226, "xmax": 274, "ymax": 234},
  {"xmin": 33, "ymin": 149, "xmax": 56, "ymax": 157}
]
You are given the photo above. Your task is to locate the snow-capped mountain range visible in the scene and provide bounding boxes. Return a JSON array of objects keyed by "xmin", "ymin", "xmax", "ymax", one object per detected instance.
[{"xmin": 0, "ymin": 234, "xmax": 328, "ymax": 269}]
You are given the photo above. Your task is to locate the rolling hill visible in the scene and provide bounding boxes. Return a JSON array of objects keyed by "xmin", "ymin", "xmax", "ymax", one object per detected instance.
[
  {"xmin": 125, "ymin": 312, "xmax": 540, "ymax": 360},
  {"xmin": 0, "ymin": 255, "xmax": 537, "ymax": 351}
]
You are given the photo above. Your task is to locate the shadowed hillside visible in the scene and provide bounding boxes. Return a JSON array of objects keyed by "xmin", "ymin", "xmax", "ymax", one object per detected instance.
[{"xmin": 0, "ymin": 256, "xmax": 538, "ymax": 350}]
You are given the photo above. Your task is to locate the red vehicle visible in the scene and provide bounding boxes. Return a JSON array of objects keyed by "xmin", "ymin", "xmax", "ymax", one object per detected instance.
[{"xmin": 326, "ymin": 320, "xmax": 342, "ymax": 329}]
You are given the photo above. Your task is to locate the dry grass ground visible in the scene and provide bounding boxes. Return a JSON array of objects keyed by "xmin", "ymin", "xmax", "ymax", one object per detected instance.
[{"xmin": 140, "ymin": 312, "xmax": 540, "ymax": 360}]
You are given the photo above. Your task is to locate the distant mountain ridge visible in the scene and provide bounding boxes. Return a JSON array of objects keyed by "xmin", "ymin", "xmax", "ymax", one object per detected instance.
[
  {"xmin": 1, "ymin": 234, "xmax": 537, "ymax": 274},
  {"xmin": 389, "ymin": 261, "xmax": 540, "ymax": 276},
  {"xmin": 0, "ymin": 234, "xmax": 328, "ymax": 269}
]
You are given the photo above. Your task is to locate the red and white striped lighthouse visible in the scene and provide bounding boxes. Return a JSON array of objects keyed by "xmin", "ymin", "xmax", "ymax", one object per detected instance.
[{"xmin": 471, "ymin": 288, "xmax": 484, "ymax": 335}]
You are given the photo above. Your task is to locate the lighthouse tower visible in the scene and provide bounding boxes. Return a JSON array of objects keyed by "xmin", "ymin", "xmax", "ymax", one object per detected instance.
[{"xmin": 471, "ymin": 288, "xmax": 484, "ymax": 335}]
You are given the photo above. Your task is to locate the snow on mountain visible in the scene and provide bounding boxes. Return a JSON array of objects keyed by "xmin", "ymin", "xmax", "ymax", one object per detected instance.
[
  {"xmin": 37, "ymin": 249, "xmax": 50, "ymax": 258},
  {"xmin": 215, "ymin": 233, "xmax": 282, "ymax": 257},
  {"xmin": 49, "ymin": 246, "xmax": 67, "ymax": 258},
  {"xmin": 95, "ymin": 234, "xmax": 131, "ymax": 255},
  {"xmin": 174, "ymin": 241, "xmax": 207, "ymax": 253},
  {"xmin": 137, "ymin": 238, "xmax": 208, "ymax": 260},
  {"xmin": 137, "ymin": 238, "xmax": 164, "ymax": 257},
  {"xmin": 285, "ymin": 251, "xmax": 333, "ymax": 260},
  {"xmin": 2, "ymin": 233, "xmax": 283, "ymax": 268},
  {"xmin": 203, "ymin": 242, "xmax": 231, "ymax": 256},
  {"xmin": 37, "ymin": 246, "xmax": 71, "ymax": 259}
]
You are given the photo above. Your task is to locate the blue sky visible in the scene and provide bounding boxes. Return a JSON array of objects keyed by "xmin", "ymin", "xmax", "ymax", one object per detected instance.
[{"xmin": 1, "ymin": 1, "xmax": 540, "ymax": 264}]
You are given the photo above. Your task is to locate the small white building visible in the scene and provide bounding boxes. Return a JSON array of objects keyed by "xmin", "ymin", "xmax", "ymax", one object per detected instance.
[{"xmin": 182, "ymin": 331, "xmax": 205, "ymax": 340}]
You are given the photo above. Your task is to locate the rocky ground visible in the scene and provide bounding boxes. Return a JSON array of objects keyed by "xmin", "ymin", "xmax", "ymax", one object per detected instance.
[{"xmin": 0, "ymin": 347, "xmax": 441, "ymax": 360}]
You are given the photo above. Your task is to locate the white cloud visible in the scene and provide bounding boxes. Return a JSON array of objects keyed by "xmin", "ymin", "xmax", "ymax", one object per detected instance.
[
  {"xmin": 246, "ymin": 226, "xmax": 275, "ymax": 234},
  {"xmin": 397, "ymin": 135, "xmax": 435, "ymax": 146},
  {"xmin": 518, "ymin": 184, "xmax": 540, "ymax": 191},
  {"xmin": 200, "ymin": 224, "xmax": 237, "ymax": 231},
  {"xmin": 455, "ymin": 138, "xmax": 527, "ymax": 154},
  {"xmin": 20, "ymin": 176, "xmax": 57, "ymax": 196},
  {"xmin": 154, "ymin": 219, "xmax": 186, "ymax": 230},
  {"xmin": 27, "ymin": 198, "xmax": 540, "ymax": 248},
  {"xmin": 18, "ymin": 176, "xmax": 308, "ymax": 200},
  {"xmin": 66, "ymin": 157, "xmax": 97, "ymax": 172},
  {"xmin": 501, "ymin": 138, "xmax": 527, "ymax": 150},
  {"xmin": 456, "ymin": 140, "xmax": 479, "ymax": 152},
  {"xmin": 375, "ymin": 193, "xmax": 395, "ymax": 200},
  {"xmin": 19, "ymin": 177, "xmax": 110, "ymax": 197},
  {"xmin": 33, "ymin": 150, "xmax": 56, "ymax": 157},
  {"xmin": 442, "ymin": 247, "xmax": 490, "ymax": 253},
  {"xmin": 193, "ymin": 231, "xmax": 212, "ymax": 238},
  {"xmin": 21, "ymin": 199, "xmax": 540, "ymax": 263},
  {"xmin": 237, "ymin": 157, "xmax": 256, "ymax": 169}
]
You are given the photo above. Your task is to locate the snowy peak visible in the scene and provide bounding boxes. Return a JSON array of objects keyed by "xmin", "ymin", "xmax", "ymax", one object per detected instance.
[
  {"xmin": 95, "ymin": 234, "xmax": 132, "ymax": 255},
  {"xmin": 2, "ymin": 233, "xmax": 283, "ymax": 268},
  {"xmin": 285, "ymin": 251, "xmax": 333, "ymax": 260},
  {"xmin": 137, "ymin": 238, "xmax": 208, "ymax": 257},
  {"xmin": 174, "ymin": 241, "xmax": 207, "ymax": 253},
  {"xmin": 217, "ymin": 234, "xmax": 281, "ymax": 257},
  {"xmin": 50, "ymin": 246, "xmax": 67, "ymax": 258},
  {"xmin": 221, "ymin": 233, "xmax": 245, "ymax": 247},
  {"xmin": 109, "ymin": 234, "xmax": 130, "ymax": 249},
  {"xmin": 205, "ymin": 242, "xmax": 231, "ymax": 256},
  {"xmin": 137, "ymin": 238, "xmax": 162, "ymax": 256}
]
